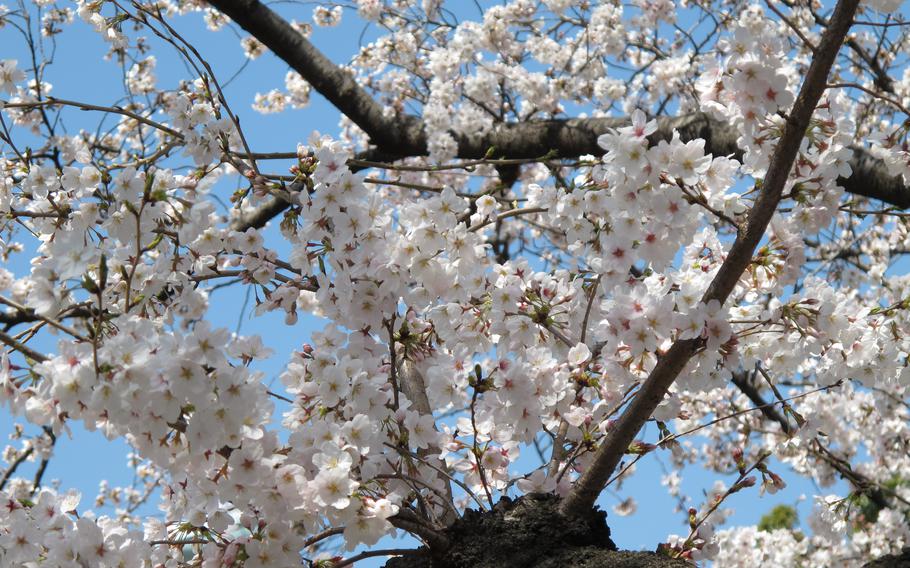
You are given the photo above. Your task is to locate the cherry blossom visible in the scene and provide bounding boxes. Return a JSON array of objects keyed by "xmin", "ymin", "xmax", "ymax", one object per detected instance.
[{"xmin": 1, "ymin": 0, "xmax": 909, "ymax": 566}]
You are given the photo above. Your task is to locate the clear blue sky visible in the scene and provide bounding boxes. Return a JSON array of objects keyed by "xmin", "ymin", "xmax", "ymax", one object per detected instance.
[{"xmin": 0, "ymin": 4, "xmax": 846, "ymax": 565}]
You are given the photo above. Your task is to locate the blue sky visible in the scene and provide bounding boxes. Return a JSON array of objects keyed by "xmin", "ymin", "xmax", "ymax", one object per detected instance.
[{"xmin": 0, "ymin": 3, "xmax": 850, "ymax": 564}]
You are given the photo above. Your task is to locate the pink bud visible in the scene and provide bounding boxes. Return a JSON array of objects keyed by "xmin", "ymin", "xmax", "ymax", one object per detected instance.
[
  {"xmin": 770, "ymin": 472, "xmax": 786, "ymax": 489},
  {"xmin": 738, "ymin": 476, "xmax": 757, "ymax": 489}
]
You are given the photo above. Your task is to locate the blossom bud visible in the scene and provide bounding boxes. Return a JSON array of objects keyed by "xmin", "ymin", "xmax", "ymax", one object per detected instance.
[
  {"xmin": 627, "ymin": 440, "xmax": 656, "ymax": 455},
  {"xmin": 240, "ymin": 512, "xmax": 255, "ymax": 530},
  {"xmin": 732, "ymin": 476, "xmax": 757, "ymax": 493},
  {"xmin": 732, "ymin": 447, "xmax": 745, "ymax": 473},
  {"xmin": 769, "ymin": 472, "xmax": 786, "ymax": 491}
]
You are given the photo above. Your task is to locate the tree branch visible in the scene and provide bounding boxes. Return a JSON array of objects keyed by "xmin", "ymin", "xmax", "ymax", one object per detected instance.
[
  {"xmin": 0, "ymin": 329, "xmax": 48, "ymax": 362},
  {"xmin": 0, "ymin": 446, "xmax": 34, "ymax": 491},
  {"xmin": 397, "ymin": 358, "xmax": 458, "ymax": 524},
  {"xmin": 782, "ymin": 0, "xmax": 896, "ymax": 93},
  {"xmin": 388, "ymin": 508, "xmax": 450, "ymax": 551},
  {"xmin": 731, "ymin": 369, "xmax": 792, "ymax": 434},
  {"xmin": 232, "ymin": 111, "xmax": 909, "ymax": 231},
  {"xmin": 730, "ymin": 372, "xmax": 892, "ymax": 508},
  {"xmin": 558, "ymin": 0, "xmax": 861, "ymax": 518},
  {"xmin": 228, "ymin": 146, "xmax": 408, "ymax": 231},
  {"xmin": 332, "ymin": 548, "xmax": 420, "ymax": 568},
  {"xmin": 209, "ymin": 1, "xmax": 910, "ymax": 234},
  {"xmin": 30, "ymin": 427, "xmax": 56, "ymax": 495},
  {"xmin": 205, "ymin": 0, "xmax": 425, "ymax": 153},
  {"xmin": 0, "ymin": 296, "xmax": 87, "ymax": 341}
]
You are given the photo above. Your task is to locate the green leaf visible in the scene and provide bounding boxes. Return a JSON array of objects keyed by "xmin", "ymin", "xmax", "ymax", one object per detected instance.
[
  {"xmin": 758, "ymin": 505, "xmax": 798, "ymax": 532},
  {"xmin": 82, "ymin": 274, "xmax": 100, "ymax": 294}
]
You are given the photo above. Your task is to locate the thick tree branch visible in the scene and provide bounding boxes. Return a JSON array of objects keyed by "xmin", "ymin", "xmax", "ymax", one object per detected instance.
[
  {"xmin": 231, "ymin": 111, "xmax": 909, "ymax": 230},
  {"xmin": 558, "ymin": 0, "xmax": 861, "ymax": 518},
  {"xmin": 208, "ymin": 1, "xmax": 909, "ymax": 233},
  {"xmin": 452, "ymin": 115, "xmax": 908, "ymax": 208},
  {"xmin": 205, "ymin": 0, "xmax": 425, "ymax": 153},
  {"xmin": 210, "ymin": 0, "xmax": 899, "ymax": 520}
]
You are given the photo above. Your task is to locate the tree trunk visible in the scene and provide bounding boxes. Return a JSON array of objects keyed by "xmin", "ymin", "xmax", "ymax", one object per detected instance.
[{"xmin": 384, "ymin": 495, "xmax": 689, "ymax": 568}]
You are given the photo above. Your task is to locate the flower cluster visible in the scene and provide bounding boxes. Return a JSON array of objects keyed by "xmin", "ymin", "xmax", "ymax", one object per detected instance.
[{"xmin": 2, "ymin": 1, "xmax": 910, "ymax": 567}]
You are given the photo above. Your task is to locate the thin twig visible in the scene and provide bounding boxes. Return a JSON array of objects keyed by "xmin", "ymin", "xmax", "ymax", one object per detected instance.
[
  {"xmin": 0, "ymin": 446, "xmax": 35, "ymax": 492},
  {"xmin": 332, "ymin": 548, "xmax": 419, "ymax": 568},
  {"xmin": 469, "ymin": 207, "xmax": 548, "ymax": 232},
  {"xmin": 0, "ymin": 329, "xmax": 48, "ymax": 362},
  {"xmin": 2, "ymin": 97, "xmax": 183, "ymax": 140},
  {"xmin": 0, "ymin": 296, "xmax": 88, "ymax": 341}
]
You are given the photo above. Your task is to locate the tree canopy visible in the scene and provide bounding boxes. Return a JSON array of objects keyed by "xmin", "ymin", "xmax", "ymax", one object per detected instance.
[{"xmin": 2, "ymin": 0, "xmax": 910, "ymax": 566}]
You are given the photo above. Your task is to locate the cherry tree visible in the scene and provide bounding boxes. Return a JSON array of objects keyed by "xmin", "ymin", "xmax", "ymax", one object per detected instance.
[{"xmin": 2, "ymin": 0, "xmax": 910, "ymax": 565}]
